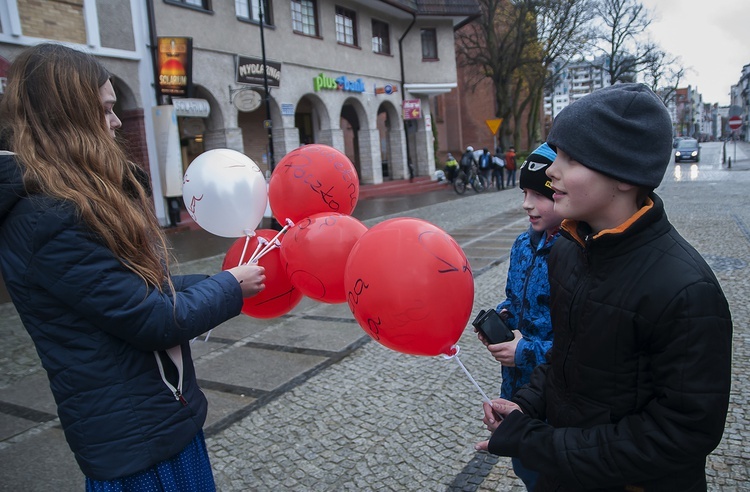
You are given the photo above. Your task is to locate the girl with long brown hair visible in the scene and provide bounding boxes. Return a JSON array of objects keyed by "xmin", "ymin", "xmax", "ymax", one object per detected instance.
[{"xmin": 0, "ymin": 43, "xmax": 265, "ymax": 490}]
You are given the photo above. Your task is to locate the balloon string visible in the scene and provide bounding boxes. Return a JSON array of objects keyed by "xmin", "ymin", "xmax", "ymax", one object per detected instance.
[
  {"xmin": 249, "ymin": 218, "xmax": 294, "ymax": 263},
  {"xmin": 444, "ymin": 346, "xmax": 492, "ymax": 405},
  {"xmin": 237, "ymin": 235, "xmax": 252, "ymax": 267},
  {"xmin": 251, "ymin": 240, "xmax": 280, "ymax": 263},
  {"xmin": 247, "ymin": 238, "xmax": 268, "ymax": 264}
]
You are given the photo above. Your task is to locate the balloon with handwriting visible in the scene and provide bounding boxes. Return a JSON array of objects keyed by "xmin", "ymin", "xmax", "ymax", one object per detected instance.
[
  {"xmin": 222, "ymin": 229, "xmax": 303, "ymax": 318},
  {"xmin": 344, "ymin": 218, "xmax": 474, "ymax": 357},
  {"xmin": 280, "ymin": 213, "xmax": 368, "ymax": 304},
  {"xmin": 268, "ymin": 144, "xmax": 359, "ymax": 224},
  {"xmin": 182, "ymin": 149, "xmax": 268, "ymax": 237}
]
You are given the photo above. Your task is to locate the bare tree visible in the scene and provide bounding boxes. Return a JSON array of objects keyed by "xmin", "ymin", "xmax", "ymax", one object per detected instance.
[
  {"xmin": 593, "ymin": 0, "xmax": 655, "ymax": 84},
  {"xmin": 642, "ymin": 47, "xmax": 687, "ymax": 106},
  {"xmin": 456, "ymin": 0, "xmax": 593, "ymax": 149},
  {"xmin": 455, "ymin": 0, "xmax": 535, "ymax": 149},
  {"xmin": 518, "ymin": 0, "xmax": 596, "ymax": 146}
]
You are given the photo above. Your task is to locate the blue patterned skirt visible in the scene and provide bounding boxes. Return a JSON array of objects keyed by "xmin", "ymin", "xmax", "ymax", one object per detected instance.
[{"xmin": 85, "ymin": 430, "xmax": 215, "ymax": 491}]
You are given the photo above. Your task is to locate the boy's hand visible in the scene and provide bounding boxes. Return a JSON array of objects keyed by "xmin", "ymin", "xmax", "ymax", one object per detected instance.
[
  {"xmin": 226, "ymin": 265, "xmax": 266, "ymax": 298},
  {"xmin": 475, "ymin": 399, "xmax": 522, "ymax": 450},
  {"xmin": 487, "ymin": 330, "xmax": 522, "ymax": 366}
]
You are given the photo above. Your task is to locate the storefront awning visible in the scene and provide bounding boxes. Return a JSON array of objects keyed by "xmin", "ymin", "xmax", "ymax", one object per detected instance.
[{"xmin": 403, "ymin": 82, "xmax": 457, "ymax": 96}]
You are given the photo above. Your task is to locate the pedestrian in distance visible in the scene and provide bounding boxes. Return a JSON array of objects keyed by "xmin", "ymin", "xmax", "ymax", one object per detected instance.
[
  {"xmin": 478, "ymin": 147, "xmax": 493, "ymax": 186},
  {"xmin": 0, "ymin": 43, "xmax": 267, "ymax": 490},
  {"xmin": 475, "ymin": 142, "xmax": 562, "ymax": 491},
  {"xmin": 504, "ymin": 146, "xmax": 517, "ymax": 187},
  {"xmin": 444, "ymin": 152, "xmax": 459, "ymax": 183},
  {"xmin": 475, "ymin": 83, "xmax": 733, "ymax": 491},
  {"xmin": 492, "ymin": 146, "xmax": 505, "ymax": 190},
  {"xmin": 460, "ymin": 145, "xmax": 477, "ymax": 174}
]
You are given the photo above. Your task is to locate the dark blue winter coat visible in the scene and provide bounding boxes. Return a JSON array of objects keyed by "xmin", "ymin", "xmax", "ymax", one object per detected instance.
[
  {"xmin": 0, "ymin": 153, "xmax": 243, "ymax": 480},
  {"xmin": 496, "ymin": 226, "xmax": 558, "ymax": 399}
]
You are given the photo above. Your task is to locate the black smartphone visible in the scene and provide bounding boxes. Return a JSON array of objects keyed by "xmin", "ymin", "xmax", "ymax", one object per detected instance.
[{"xmin": 472, "ymin": 309, "xmax": 515, "ymax": 344}]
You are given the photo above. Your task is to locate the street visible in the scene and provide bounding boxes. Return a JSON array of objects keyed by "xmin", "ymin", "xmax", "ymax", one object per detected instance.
[{"xmin": 0, "ymin": 141, "xmax": 749, "ymax": 491}]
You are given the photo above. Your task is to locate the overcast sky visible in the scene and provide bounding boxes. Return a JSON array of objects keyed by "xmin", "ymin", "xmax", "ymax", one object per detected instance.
[{"xmin": 639, "ymin": 0, "xmax": 750, "ymax": 106}]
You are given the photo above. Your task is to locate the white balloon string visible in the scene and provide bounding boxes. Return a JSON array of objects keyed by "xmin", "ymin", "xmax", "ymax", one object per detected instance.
[
  {"xmin": 251, "ymin": 218, "xmax": 293, "ymax": 262},
  {"xmin": 251, "ymin": 239, "xmax": 280, "ymax": 263},
  {"xmin": 443, "ymin": 345, "xmax": 492, "ymax": 405},
  {"xmin": 203, "ymin": 329, "xmax": 212, "ymax": 343},
  {"xmin": 248, "ymin": 237, "xmax": 268, "ymax": 264},
  {"xmin": 237, "ymin": 235, "xmax": 252, "ymax": 267}
]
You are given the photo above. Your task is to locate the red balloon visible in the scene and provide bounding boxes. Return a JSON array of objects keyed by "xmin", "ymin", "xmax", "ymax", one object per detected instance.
[
  {"xmin": 343, "ymin": 218, "xmax": 474, "ymax": 357},
  {"xmin": 268, "ymin": 144, "xmax": 359, "ymax": 224},
  {"xmin": 222, "ymin": 229, "xmax": 303, "ymax": 318},
  {"xmin": 280, "ymin": 213, "xmax": 367, "ymax": 304}
]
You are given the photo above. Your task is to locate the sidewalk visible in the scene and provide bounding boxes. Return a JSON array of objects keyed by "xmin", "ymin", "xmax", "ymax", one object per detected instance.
[{"xmin": 1, "ymin": 142, "xmax": 749, "ymax": 490}]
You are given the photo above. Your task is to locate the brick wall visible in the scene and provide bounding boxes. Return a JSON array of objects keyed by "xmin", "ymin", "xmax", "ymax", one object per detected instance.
[
  {"xmin": 119, "ymin": 108, "xmax": 150, "ymax": 177},
  {"xmin": 18, "ymin": 0, "xmax": 86, "ymax": 44}
]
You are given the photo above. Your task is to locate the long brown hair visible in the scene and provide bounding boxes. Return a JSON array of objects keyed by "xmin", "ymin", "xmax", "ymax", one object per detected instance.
[{"xmin": 0, "ymin": 43, "xmax": 170, "ymax": 290}]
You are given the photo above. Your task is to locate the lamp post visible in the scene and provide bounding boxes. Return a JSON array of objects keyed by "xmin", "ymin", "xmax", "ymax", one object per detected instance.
[
  {"xmin": 258, "ymin": 2, "xmax": 274, "ymax": 174},
  {"xmin": 258, "ymin": 2, "xmax": 280, "ymax": 229}
]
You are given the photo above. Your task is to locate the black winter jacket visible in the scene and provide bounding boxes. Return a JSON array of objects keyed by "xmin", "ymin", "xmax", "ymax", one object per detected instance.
[
  {"xmin": 488, "ymin": 194, "xmax": 732, "ymax": 491},
  {"xmin": 0, "ymin": 153, "xmax": 244, "ymax": 480}
]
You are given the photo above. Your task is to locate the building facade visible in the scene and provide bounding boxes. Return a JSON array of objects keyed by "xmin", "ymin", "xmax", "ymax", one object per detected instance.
[{"xmin": 0, "ymin": 0, "xmax": 479, "ymax": 225}]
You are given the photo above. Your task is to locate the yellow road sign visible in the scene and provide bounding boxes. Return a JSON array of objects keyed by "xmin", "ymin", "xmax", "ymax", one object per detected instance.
[{"xmin": 485, "ymin": 118, "xmax": 503, "ymax": 135}]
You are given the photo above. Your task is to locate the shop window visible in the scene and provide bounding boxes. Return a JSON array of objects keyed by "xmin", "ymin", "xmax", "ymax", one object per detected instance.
[
  {"xmin": 371, "ymin": 19, "xmax": 390, "ymax": 55},
  {"xmin": 335, "ymin": 6, "xmax": 357, "ymax": 46},
  {"xmin": 421, "ymin": 28, "xmax": 438, "ymax": 60},
  {"xmin": 236, "ymin": 0, "xmax": 272, "ymax": 24},
  {"xmin": 165, "ymin": 0, "xmax": 211, "ymax": 11},
  {"xmin": 291, "ymin": 0, "xmax": 318, "ymax": 36}
]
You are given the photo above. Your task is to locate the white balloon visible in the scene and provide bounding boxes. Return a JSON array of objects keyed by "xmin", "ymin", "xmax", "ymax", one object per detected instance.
[{"xmin": 182, "ymin": 149, "xmax": 268, "ymax": 237}]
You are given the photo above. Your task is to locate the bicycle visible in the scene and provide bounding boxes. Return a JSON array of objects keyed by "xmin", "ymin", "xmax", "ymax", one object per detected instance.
[{"xmin": 453, "ymin": 164, "xmax": 488, "ymax": 194}]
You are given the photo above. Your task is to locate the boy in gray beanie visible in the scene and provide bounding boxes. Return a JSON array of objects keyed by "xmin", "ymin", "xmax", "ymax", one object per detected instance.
[{"xmin": 476, "ymin": 83, "xmax": 732, "ymax": 492}]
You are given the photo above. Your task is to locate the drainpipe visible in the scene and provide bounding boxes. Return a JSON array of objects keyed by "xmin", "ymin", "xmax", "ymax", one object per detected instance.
[
  {"xmin": 399, "ymin": 12, "xmax": 416, "ymax": 180},
  {"xmin": 145, "ymin": 0, "xmax": 162, "ymax": 104}
]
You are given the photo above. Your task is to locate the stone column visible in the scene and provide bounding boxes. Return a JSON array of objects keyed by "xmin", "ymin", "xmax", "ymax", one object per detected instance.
[
  {"xmin": 356, "ymin": 128, "xmax": 382, "ymax": 184},
  {"xmin": 204, "ymin": 127, "xmax": 243, "ymax": 153},
  {"xmin": 318, "ymin": 128, "xmax": 345, "ymax": 151}
]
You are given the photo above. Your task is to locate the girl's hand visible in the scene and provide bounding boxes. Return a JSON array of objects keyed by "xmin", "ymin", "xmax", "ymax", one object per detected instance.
[
  {"xmin": 487, "ymin": 330, "xmax": 522, "ymax": 366},
  {"xmin": 226, "ymin": 265, "xmax": 266, "ymax": 297}
]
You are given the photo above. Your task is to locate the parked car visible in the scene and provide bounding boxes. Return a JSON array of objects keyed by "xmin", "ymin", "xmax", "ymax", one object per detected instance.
[{"xmin": 674, "ymin": 138, "xmax": 700, "ymax": 163}]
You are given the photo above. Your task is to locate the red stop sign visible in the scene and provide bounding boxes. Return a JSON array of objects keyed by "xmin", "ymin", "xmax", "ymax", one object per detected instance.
[{"xmin": 729, "ymin": 116, "xmax": 742, "ymax": 130}]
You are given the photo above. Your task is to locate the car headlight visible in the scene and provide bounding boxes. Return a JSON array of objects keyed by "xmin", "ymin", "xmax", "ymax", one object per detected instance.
[
  {"xmin": 675, "ymin": 151, "xmax": 681, "ymax": 156},
  {"xmin": 691, "ymin": 151, "xmax": 698, "ymax": 157}
]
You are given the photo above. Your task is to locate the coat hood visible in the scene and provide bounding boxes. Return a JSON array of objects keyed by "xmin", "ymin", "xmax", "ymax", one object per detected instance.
[{"xmin": 0, "ymin": 152, "xmax": 25, "ymax": 227}]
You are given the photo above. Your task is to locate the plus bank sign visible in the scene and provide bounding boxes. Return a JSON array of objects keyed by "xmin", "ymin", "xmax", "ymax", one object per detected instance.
[{"xmin": 313, "ymin": 73, "xmax": 365, "ymax": 93}]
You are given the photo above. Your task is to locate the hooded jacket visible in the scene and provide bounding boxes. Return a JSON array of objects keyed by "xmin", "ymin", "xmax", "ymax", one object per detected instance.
[
  {"xmin": 496, "ymin": 227, "xmax": 558, "ymax": 399},
  {"xmin": 0, "ymin": 152, "xmax": 243, "ymax": 480},
  {"xmin": 488, "ymin": 194, "xmax": 732, "ymax": 491}
]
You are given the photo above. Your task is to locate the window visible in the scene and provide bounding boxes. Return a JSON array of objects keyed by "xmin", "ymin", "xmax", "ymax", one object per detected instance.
[
  {"xmin": 371, "ymin": 19, "xmax": 390, "ymax": 54},
  {"xmin": 421, "ymin": 28, "xmax": 438, "ymax": 60},
  {"xmin": 236, "ymin": 0, "xmax": 272, "ymax": 24},
  {"xmin": 291, "ymin": 0, "xmax": 318, "ymax": 36},
  {"xmin": 167, "ymin": 0, "xmax": 211, "ymax": 9},
  {"xmin": 335, "ymin": 6, "xmax": 357, "ymax": 46}
]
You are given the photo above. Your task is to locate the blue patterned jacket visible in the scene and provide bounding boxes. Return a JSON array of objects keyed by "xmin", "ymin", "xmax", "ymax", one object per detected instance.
[{"xmin": 496, "ymin": 226, "xmax": 558, "ymax": 399}]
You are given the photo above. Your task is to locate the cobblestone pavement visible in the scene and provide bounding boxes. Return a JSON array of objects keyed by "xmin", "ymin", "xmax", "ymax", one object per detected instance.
[{"xmin": 0, "ymin": 142, "xmax": 748, "ymax": 491}]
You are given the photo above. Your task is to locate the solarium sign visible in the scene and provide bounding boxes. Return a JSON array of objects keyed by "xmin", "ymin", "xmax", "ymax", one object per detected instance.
[{"xmin": 313, "ymin": 72, "xmax": 365, "ymax": 93}]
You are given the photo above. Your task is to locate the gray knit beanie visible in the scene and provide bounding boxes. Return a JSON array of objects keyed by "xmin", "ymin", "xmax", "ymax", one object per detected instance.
[{"xmin": 546, "ymin": 83, "xmax": 673, "ymax": 189}]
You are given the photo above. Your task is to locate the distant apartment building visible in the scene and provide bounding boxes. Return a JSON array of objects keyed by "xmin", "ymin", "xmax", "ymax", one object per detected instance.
[
  {"xmin": 729, "ymin": 63, "xmax": 749, "ymax": 141},
  {"xmin": 543, "ymin": 57, "xmax": 609, "ymax": 124}
]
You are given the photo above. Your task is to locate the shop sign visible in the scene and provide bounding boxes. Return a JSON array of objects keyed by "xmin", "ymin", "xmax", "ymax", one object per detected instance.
[
  {"xmin": 0, "ymin": 55, "xmax": 9, "ymax": 95},
  {"xmin": 157, "ymin": 37, "xmax": 192, "ymax": 98},
  {"xmin": 374, "ymin": 84, "xmax": 398, "ymax": 95},
  {"xmin": 233, "ymin": 89, "xmax": 262, "ymax": 113},
  {"xmin": 281, "ymin": 103, "xmax": 295, "ymax": 116},
  {"xmin": 236, "ymin": 55, "xmax": 281, "ymax": 87},
  {"xmin": 313, "ymin": 73, "xmax": 365, "ymax": 93},
  {"xmin": 403, "ymin": 99, "xmax": 421, "ymax": 120},
  {"xmin": 173, "ymin": 98, "xmax": 210, "ymax": 118}
]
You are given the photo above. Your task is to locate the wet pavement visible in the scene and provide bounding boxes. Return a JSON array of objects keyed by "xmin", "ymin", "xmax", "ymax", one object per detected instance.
[{"xmin": 1, "ymin": 141, "xmax": 749, "ymax": 491}]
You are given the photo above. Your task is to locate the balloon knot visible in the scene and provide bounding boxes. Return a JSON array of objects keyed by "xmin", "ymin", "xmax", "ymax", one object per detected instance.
[{"xmin": 441, "ymin": 344, "xmax": 460, "ymax": 359}]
